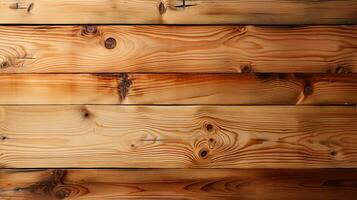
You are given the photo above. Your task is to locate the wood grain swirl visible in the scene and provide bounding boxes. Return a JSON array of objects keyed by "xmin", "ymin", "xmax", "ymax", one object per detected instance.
[
  {"xmin": 0, "ymin": 74, "xmax": 356, "ymax": 105},
  {"xmin": 0, "ymin": 0, "xmax": 356, "ymax": 24},
  {"xmin": 0, "ymin": 169, "xmax": 357, "ymax": 200},
  {"xmin": 0, "ymin": 106, "xmax": 356, "ymax": 168},
  {"xmin": 0, "ymin": 26, "xmax": 356, "ymax": 73}
]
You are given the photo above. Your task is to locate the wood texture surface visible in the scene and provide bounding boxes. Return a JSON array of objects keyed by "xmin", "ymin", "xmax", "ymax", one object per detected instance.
[
  {"xmin": 0, "ymin": 0, "xmax": 356, "ymax": 24},
  {"xmin": 0, "ymin": 26, "xmax": 356, "ymax": 73},
  {"xmin": 0, "ymin": 106, "xmax": 356, "ymax": 168},
  {"xmin": 1, "ymin": 169, "xmax": 357, "ymax": 200},
  {"xmin": 0, "ymin": 73, "xmax": 356, "ymax": 105}
]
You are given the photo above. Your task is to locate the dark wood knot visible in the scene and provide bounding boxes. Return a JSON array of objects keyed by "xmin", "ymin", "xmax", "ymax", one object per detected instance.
[
  {"xmin": 118, "ymin": 73, "xmax": 132, "ymax": 100},
  {"xmin": 1, "ymin": 61, "xmax": 9, "ymax": 68},
  {"xmin": 241, "ymin": 64, "xmax": 253, "ymax": 73},
  {"xmin": 199, "ymin": 149, "xmax": 209, "ymax": 159},
  {"xmin": 206, "ymin": 124, "xmax": 214, "ymax": 132},
  {"xmin": 105, "ymin": 37, "xmax": 117, "ymax": 49},
  {"xmin": 158, "ymin": 2, "xmax": 166, "ymax": 15},
  {"xmin": 82, "ymin": 25, "xmax": 97, "ymax": 35}
]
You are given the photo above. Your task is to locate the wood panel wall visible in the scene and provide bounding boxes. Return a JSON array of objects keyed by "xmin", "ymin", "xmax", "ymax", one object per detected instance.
[{"xmin": 0, "ymin": 0, "xmax": 356, "ymax": 199}]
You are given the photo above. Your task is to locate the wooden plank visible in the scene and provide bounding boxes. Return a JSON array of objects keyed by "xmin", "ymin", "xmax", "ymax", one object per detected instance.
[
  {"xmin": 0, "ymin": 26, "xmax": 356, "ymax": 73},
  {"xmin": 0, "ymin": 106, "xmax": 356, "ymax": 168},
  {"xmin": 0, "ymin": 74, "xmax": 356, "ymax": 105},
  {"xmin": 1, "ymin": 169, "xmax": 357, "ymax": 200},
  {"xmin": 0, "ymin": 0, "xmax": 356, "ymax": 24}
]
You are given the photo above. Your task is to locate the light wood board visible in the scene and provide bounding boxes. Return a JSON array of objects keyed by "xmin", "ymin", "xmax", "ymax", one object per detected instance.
[
  {"xmin": 0, "ymin": 0, "xmax": 356, "ymax": 24},
  {"xmin": 0, "ymin": 26, "xmax": 356, "ymax": 73},
  {"xmin": 0, "ymin": 106, "xmax": 356, "ymax": 168}
]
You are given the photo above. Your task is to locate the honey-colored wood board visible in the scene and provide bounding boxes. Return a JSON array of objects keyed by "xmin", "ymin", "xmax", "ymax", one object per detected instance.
[
  {"xmin": 0, "ymin": 169, "xmax": 357, "ymax": 200},
  {"xmin": 0, "ymin": 106, "xmax": 356, "ymax": 168},
  {"xmin": 0, "ymin": 26, "xmax": 356, "ymax": 73},
  {"xmin": 0, "ymin": 73, "xmax": 356, "ymax": 105},
  {"xmin": 0, "ymin": 0, "xmax": 356, "ymax": 24}
]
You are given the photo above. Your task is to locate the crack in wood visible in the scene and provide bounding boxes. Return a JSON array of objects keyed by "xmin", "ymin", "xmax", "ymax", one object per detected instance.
[
  {"xmin": 335, "ymin": 65, "xmax": 352, "ymax": 74},
  {"xmin": 9, "ymin": 2, "xmax": 34, "ymax": 12},
  {"xmin": 16, "ymin": 56, "xmax": 35, "ymax": 60},
  {"xmin": 27, "ymin": 2, "xmax": 34, "ymax": 13},
  {"xmin": 174, "ymin": 0, "xmax": 198, "ymax": 8}
]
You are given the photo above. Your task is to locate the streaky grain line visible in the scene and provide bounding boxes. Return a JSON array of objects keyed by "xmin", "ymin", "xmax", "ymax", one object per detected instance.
[
  {"xmin": 0, "ymin": 0, "xmax": 356, "ymax": 24},
  {"xmin": 0, "ymin": 74, "xmax": 356, "ymax": 105},
  {"xmin": 0, "ymin": 26, "xmax": 356, "ymax": 73},
  {"xmin": 0, "ymin": 106, "xmax": 356, "ymax": 168},
  {"xmin": 0, "ymin": 169, "xmax": 357, "ymax": 200}
]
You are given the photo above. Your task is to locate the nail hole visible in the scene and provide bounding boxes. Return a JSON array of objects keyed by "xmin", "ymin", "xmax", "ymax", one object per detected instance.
[
  {"xmin": 206, "ymin": 124, "xmax": 214, "ymax": 132},
  {"xmin": 83, "ymin": 112, "xmax": 89, "ymax": 118},
  {"xmin": 330, "ymin": 151, "xmax": 337, "ymax": 156},
  {"xmin": 199, "ymin": 149, "xmax": 209, "ymax": 158},
  {"xmin": 131, "ymin": 144, "xmax": 135, "ymax": 148},
  {"xmin": 304, "ymin": 83, "xmax": 313, "ymax": 95},
  {"xmin": 1, "ymin": 136, "xmax": 7, "ymax": 141},
  {"xmin": 82, "ymin": 108, "xmax": 90, "ymax": 118},
  {"xmin": 105, "ymin": 37, "xmax": 117, "ymax": 49},
  {"xmin": 209, "ymin": 138, "xmax": 214, "ymax": 143}
]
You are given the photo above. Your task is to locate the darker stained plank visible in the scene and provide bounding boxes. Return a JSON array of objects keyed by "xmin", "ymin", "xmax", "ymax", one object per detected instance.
[
  {"xmin": 0, "ymin": 169, "xmax": 357, "ymax": 200},
  {"xmin": 0, "ymin": 73, "xmax": 356, "ymax": 105}
]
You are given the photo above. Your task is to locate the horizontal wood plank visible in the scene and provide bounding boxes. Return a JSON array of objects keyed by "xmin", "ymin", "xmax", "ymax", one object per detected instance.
[
  {"xmin": 1, "ymin": 169, "xmax": 357, "ymax": 200},
  {"xmin": 0, "ymin": 106, "xmax": 356, "ymax": 168},
  {"xmin": 0, "ymin": 74, "xmax": 356, "ymax": 105},
  {"xmin": 0, "ymin": 26, "xmax": 356, "ymax": 73},
  {"xmin": 0, "ymin": 0, "xmax": 356, "ymax": 24}
]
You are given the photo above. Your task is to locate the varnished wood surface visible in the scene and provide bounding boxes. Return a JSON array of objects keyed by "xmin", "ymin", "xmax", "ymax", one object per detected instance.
[
  {"xmin": 0, "ymin": 106, "xmax": 356, "ymax": 168},
  {"xmin": 0, "ymin": 169, "xmax": 357, "ymax": 200},
  {"xmin": 0, "ymin": 0, "xmax": 356, "ymax": 24},
  {"xmin": 0, "ymin": 26, "xmax": 356, "ymax": 73},
  {"xmin": 0, "ymin": 74, "xmax": 356, "ymax": 105}
]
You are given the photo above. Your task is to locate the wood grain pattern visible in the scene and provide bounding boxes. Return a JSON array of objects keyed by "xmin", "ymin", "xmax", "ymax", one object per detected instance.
[
  {"xmin": 0, "ymin": 0, "xmax": 356, "ymax": 24},
  {"xmin": 1, "ymin": 169, "xmax": 357, "ymax": 200},
  {"xmin": 0, "ymin": 26, "xmax": 356, "ymax": 73},
  {"xmin": 0, "ymin": 73, "xmax": 356, "ymax": 105},
  {"xmin": 0, "ymin": 106, "xmax": 356, "ymax": 168}
]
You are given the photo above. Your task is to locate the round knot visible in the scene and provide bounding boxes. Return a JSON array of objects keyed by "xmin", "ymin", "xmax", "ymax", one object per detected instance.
[{"xmin": 105, "ymin": 37, "xmax": 117, "ymax": 49}]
